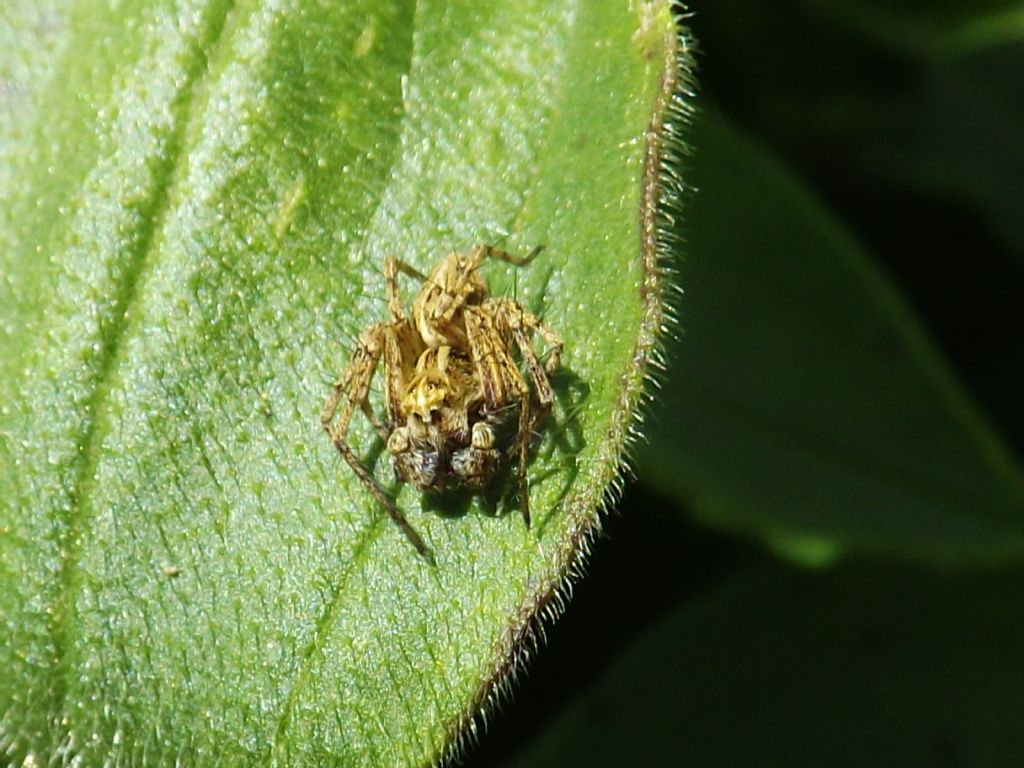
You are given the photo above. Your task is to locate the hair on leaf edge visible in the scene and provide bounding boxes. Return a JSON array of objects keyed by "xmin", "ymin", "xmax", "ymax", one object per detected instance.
[{"xmin": 433, "ymin": 8, "xmax": 697, "ymax": 767}]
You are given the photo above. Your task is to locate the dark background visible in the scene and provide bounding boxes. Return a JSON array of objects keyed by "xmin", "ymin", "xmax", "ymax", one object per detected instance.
[{"xmin": 466, "ymin": 1, "xmax": 1024, "ymax": 764}]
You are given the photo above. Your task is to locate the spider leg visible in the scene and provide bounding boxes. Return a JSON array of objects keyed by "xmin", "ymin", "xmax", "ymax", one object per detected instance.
[
  {"xmin": 384, "ymin": 256, "xmax": 428, "ymax": 322},
  {"xmin": 360, "ymin": 400, "xmax": 390, "ymax": 441},
  {"xmin": 491, "ymin": 298, "xmax": 563, "ymax": 406},
  {"xmin": 465, "ymin": 305, "xmax": 535, "ymax": 525},
  {"xmin": 473, "ymin": 245, "xmax": 562, "ymax": 373},
  {"xmin": 504, "ymin": 319, "xmax": 547, "ymax": 528},
  {"xmin": 390, "ymin": 256, "xmax": 430, "ymax": 281},
  {"xmin": 322, "ymin": 323, "xmax": 433, "ymax": 563},
  {"xmin": 470, "ymin": 243, "xmax": 545, "ymax": 269},
  {"xmin": 514, "ymin": 392, "xmax": 533, "ymax": 527},
  {"xmin": 384, "ymin": 320, "xmax": 421, "ymax": 425},
  {"xmin": 464, "ymin": 307, "xmax": 520, "ymax": 408},
  {"xmin": 322, "ymin": 324, "xmax": 390, "ymax": 443},
  {"xmin": 535, "ymin": 318, "xmax": 563, "ymax": 376},
  {"xmin": 494, "ymin": 298, "xmax": 565, "ymax": 527}
]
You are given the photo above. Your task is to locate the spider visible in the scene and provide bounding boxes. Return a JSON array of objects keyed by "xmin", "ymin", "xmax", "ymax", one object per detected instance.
[{"xmin": 321, "ymin": 244, "xmax": 563, "ymax": 561}]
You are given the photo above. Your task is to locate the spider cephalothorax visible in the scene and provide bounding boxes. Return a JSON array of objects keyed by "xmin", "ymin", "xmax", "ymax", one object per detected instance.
[{"xmin": 321, "ymin": 244, "xmax": 563, "ymax": 561}]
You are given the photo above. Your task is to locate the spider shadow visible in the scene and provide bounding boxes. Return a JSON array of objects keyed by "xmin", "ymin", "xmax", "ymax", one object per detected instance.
[{"xmin": 521, "ymin": 365, "xmax": 590, "ymax": 531}]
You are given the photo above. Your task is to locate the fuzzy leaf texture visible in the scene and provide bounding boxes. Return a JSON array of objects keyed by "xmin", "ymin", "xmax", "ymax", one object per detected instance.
[{"xmin": 0, "ymin": 0, "xmax": 691, "ymax": 764}]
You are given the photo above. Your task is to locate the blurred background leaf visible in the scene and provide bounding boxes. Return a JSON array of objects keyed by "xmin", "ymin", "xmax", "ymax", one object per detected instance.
[
  {"xmin": 640, "ymin": 109, "xmax": 1024, "ymax": 564},
  {"xmin": 511, "ymin": 561, "xmax": 1024, "ymax": 767},
  {"xmin": 688, "ymin": 0, "xmax": 1024, "ymax": 443}
]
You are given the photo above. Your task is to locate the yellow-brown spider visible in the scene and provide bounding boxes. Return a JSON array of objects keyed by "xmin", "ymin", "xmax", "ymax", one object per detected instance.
[{"xmin": 321, "ymin": 244, "xmax": 563, "ymax": 561}]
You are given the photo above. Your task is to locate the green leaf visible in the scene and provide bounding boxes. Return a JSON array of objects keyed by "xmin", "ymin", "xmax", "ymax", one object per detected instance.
[
  {"xmin": 509, "ymin": 562, "xmax": 1024, "ymax": 766},
  {"xmin": 639, "ymin": 110, "xmax": 1024, "ymax": 563},
  {"xmin": 0, "ymin": 1, "xmax": 690, "ymax": 763}
]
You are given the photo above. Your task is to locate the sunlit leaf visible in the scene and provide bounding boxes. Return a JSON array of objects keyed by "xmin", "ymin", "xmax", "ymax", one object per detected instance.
[{"xmin": 0, "ymin": 0, "xmax": 691, "ymax": 763}]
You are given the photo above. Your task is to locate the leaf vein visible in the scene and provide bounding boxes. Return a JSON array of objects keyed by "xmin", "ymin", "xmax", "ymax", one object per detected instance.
[{"xmin": 52, "ymin": 0, "xmax": 239, "ymax": 739}]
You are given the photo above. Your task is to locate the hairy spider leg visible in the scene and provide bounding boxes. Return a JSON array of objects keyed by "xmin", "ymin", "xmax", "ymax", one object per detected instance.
[
  {"xmin": 464, "ymin": 306, "xmax": 527, "ymax": 409},
  {"xmin": 494, "ymin": 297, "xmax": 565, "ymax": 527},
  {"xmin": 383, "ymin": 320, "xmax": 423, "ymax": 427},
  {"xmin": 359, "ymin": 399, "xmax": 390, "ymax": 442},
  {"xmin": 464, "ymin": 305, "xmax": 535, "ymax": 523},
  {"xmin": 490, "ymin": 297, "xmax": 564, "ymax": 378},
  {"xmin": 466, "ymin": 242, "xmax": 544, "ymax": 270},
  {"xmin": 497, "ymin": 298, "xmax": 563, "ymax": 449},
  {"xmin": 321, "ymin": 322, "xmax": 433, "ymax": 562},
  {"xmin": 384, "ymin": 254, "xmax": 428, "ymax": 322}
]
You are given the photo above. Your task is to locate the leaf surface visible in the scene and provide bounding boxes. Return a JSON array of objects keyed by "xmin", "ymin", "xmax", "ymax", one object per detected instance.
[{"xmin": 0, "ymin": 1, "xmax": 687, "ymax": 763}]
